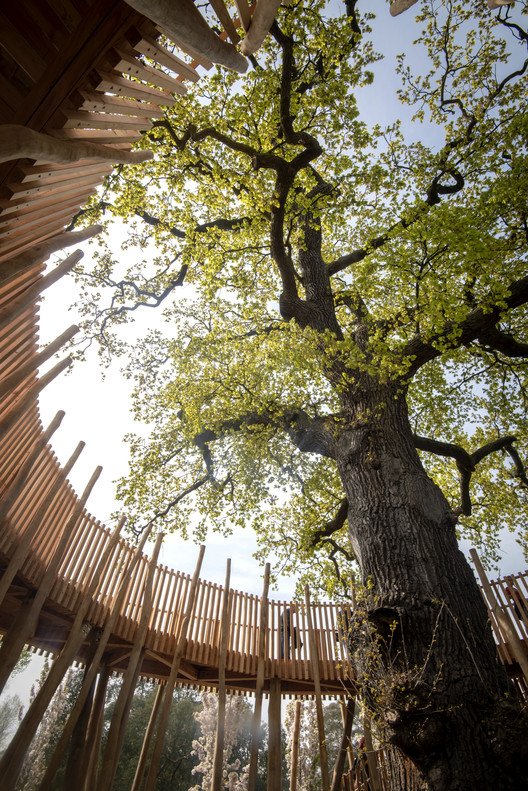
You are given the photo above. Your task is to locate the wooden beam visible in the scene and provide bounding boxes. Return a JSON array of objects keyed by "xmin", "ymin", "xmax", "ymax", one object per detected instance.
[
  {"xmin": 142, "ymin": 544, "xmax": 206, "ymax": 791},
  {"xmin": 0, "ymin": 325, "xmax": 78, "ymax": 402},
  {"xmin": 470, "ymin": 548, "xmax": 528, "ymax": 684},
  {"xmin": 330, "ymin": 696, "xmax": 355, "ymax": 791},
  {"xmin": 0, "ymin": 440, "xmax": 85, "ymax": 608},
  {"xmin": 96, "ymin": 532, "xmax": 164, "ymax": 791},
  {"xmin": 36, "ymin": 525, "xmax": 155, "ymax": 791},
  {"xmin": 267, "ymin": 677, "xmax": 282, "ymax": 791},
  {"xmin": 212, "ymin": 558, "xmax": 232, "ymax": 791},
  {"xmin": 289, "ymin": 699, "xmax": 301, "ymax": 791},
  {"xmin": 0, "ymin": 410, "xmax": 64, "ymax": 523},
  {"xmin": 248, "ymin": 562, "xmax": 270, "ymax": 791},
  {"xmin": 0, "ymin": 465, "xmax": 102, "ymax": 696},
  {"xmin": 130, "ymin": 682, "xmax": 165, "ymax": 791}
]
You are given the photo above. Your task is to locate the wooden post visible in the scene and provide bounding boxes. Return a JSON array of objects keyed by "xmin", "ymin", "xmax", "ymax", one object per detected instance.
[
  {"xmin": 0, "ymin": 514, "xmax": 123, "ymax": 791},
  {"xmin": 0, "ymin": 440, "xmax": 85, "ymax": 607},
  {"xmin": 212, "ymin": 558, "xmax": 232, "ymax": 791},
  {"xmin": 96, "ymin": 532, "xmax": 165, "ymax": 791},
  {"xmin": 0, "ymin": 409, "xmax": 65, "ymax": 522},
  {"xmin": 330, "ymin": 697, "xmax": 355, "ymax": 791},
  {"xmin": 363, "ymin": 717, "xmax": 382, "ymax": 791},
  {"xmin": 340, "ymin": 699, "xmax": 355, "ymax": 772},
  {"xmin": 0, "ymin": 250, "xmax": 84, "ymax": 334},
  {"xmin": 36, "ymin": 525, "xmax": 155, "ymax": 791},
  {"xmin": 470, "ymin": 548, "xmax": 528, "ymax": 684},
  {"xmin": 248, "ymin": 562, "xmax": 270, "ymax": 791},
  {"xmin": 4, "ymin": 225, "xmax": 101, "ymax": 275},
  {"xmin": 82, "ymin": 666, "xmax": 111, "ymax": 791},
  {"xmin": 267, "ymin": 677, "xmax": 282, "ymax": 791},
  {"xmin": 130, "ymin": 683, "xmax": 165, "ymax": 791},
  {"xmin": 63, "ymin": 628, "xmax": 102, "ymax": 788},
  {"xmin": 304, "ymin": 585, "xmax": 330, "ymax": 791},
  {"xmin": 0, "ymin": 515, "xmax": 122, "ymax": 775},
  {"xmin": 0, "ymin": 465, "xmax": 101, "ymax": 695},
  {"xmin": 142, "ymin": 545, "xmax": 206, "ymax": 791},
  {"xmin": 289, "ymin": 699, "xmax": 302, "ymax": 791},
  {"xmin": 0, "ymin": 356, "xmax": 72, "ymax": 438},
  {"xmin": 0, "ymin": 325, "xmax": 78, "ymax": 402}
]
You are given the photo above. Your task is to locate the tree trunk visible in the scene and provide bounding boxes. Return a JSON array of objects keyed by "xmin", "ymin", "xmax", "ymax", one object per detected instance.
[{"xmin": 335, "ymin": 381, "xmax": 528, "ymax": 791}]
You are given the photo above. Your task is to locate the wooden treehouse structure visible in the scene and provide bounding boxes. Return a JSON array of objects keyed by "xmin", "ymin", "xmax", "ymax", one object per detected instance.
[{"xmin": 0, "ymin": 1, "xmax": 524, "ymax": 790}]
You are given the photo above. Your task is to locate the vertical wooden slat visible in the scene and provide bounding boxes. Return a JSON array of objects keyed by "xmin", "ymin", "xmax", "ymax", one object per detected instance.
[
  {"xmin": 212, "ymin": 558, "xmax": 231, "ymax": 791},
  {"xmin": 142, "ymin": 545, "xmax": 206, "ymax": 791},
  {"xmin": 247, "ymin": 562, "xmax": 270, "ymax": 791},
  {"xmin": 290, "ymin": 699, "xmax": 302, "ymax": 791},
  {"xmin": 305, "ymin": 586, "xmax": 330, "ymax": 791}
]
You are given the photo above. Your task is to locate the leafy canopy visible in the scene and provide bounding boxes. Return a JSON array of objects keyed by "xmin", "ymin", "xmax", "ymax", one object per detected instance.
[{"xmin": 76, "ymin": 0, "xmax": 528, "ymax": 593}]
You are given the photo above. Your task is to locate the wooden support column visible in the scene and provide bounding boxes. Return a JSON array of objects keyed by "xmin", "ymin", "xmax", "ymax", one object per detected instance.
[
  {"xmin": 37, "ymin": 525, "xmax": 155, "ymax": 791},
  {"xmin": 0, "ymin": 356, "xmax": 72, "ymax": 437},
  {"xmin": 248, "ymin": 562, "xmax": 270, "ymax": 791},
  {"xmin": 0, "ymin": 465, "xmax": 101, "ymax": 695},
  {"xmin": 0, "ymin": 325, "xmax": 78, "ymax": 402},
  {"xmin": 340, "ymin": 699, "xmax": 355, "ymax": 772},
  {"xmin": 267, "ymin": 677, "xmax": 282, "ymax": 791},
  {"xmin": 304, "ymin": 585, "xmax": 330, "ymax": 791},
  {"xmin": 82, "ymin": 666, "xmax": 111, "ymax": 791},
  {"xmin": 363, "ymin": 717, "xmax": 382, "ymax": 791},
  {"xmin": 212, "ymin": 558, "xmax": 232, "ymax": 791},
  {"xmin": 130, "ymin": 682, "xmax": 165, "ymax": 791},
  {"xmin": 470, "ymin": 548, "xmax": 528, "ymax": 684},
  {"xmin": 142, "ymin": 545, "xmax": 205, "ymax": 791},
  {"xmin": 289, "ymin": 699, "xmax": 302, "ymax": 791},
  {"xmin": 0, "ymin": 440, "xmax": 85, "ymax": 607},
  {"xmin": 96, "ymin": 532, "xmax": 164, "ymax": 791},
  {"xmin": 63, "ymin": 628, "xmax": 102, "ymax": 788},
  {"xmin": 0, "ymin": 409, "xmax": 64, "ymax": 521},
  {"xmin": 330, "ymin": 697, "xmax": 355, "ymax": 791},
  {"xmin": 0, "ymin": 517, "xmax": 124, "ymax": 791},
  {"xmin": 0, "ymin": 250, "xmax": 84, "ymax": 334}
]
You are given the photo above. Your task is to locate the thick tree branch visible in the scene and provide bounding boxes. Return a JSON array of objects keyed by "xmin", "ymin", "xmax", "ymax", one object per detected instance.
[
  {"xmin": 404, "ymin": 275, "xmax": 528, "ymax": 376},
  {"xmin": 414, "ymin": 433, "xmax": 524, "ymax": 516},
  {"xmin": 476, "ymin": 326, "xmax": 528, "ymax": 358},
  {"xmin": 310, "ymin": 498, "xmax": 349, "ymax": 547},
  {"xmin": 192, "ymin": 408, "xmax": 337, "ymax": 461}
]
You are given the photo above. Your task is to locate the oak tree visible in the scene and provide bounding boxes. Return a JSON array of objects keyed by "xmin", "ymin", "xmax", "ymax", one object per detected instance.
[{"xmin": 76, "ymin": 0, "xmax": 528, "ymax": 788}]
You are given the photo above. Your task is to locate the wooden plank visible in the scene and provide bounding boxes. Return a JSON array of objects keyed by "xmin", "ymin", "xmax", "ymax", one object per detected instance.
[
  {"xmin": 128, "ymin": 32, "xmax": 200, "ymax": 82},
  {"xmin": 61, "ymin": 110, "xmax": 151, "ymax": 130},
  {"xmin": 208, "ymin": 0, "xmax": 240, "ymax": 44},
  {"xmin": 94, "ymin": 69, "xmax": 175, "ymax": 105},
  {"xmin": 0, "ymin": 12, "xmax": 47, "ymax": 82},
  {"xmin": 0, "ymin": 175, "xmax": 103, "ymax": 211},
  {"xmin": 111, "ymin": 48, "xmax": 188, "ymax": 95},
  {"xmin": 76, "ymin": 89, "xmax": 166, "ymax": 118},
  {"xmin": 47, "ymin": 128, "xmax": 141, "ymax": 144},
  {"xmin": 155, "ymin": 25, "xmax": 214, "ymax": 70}
]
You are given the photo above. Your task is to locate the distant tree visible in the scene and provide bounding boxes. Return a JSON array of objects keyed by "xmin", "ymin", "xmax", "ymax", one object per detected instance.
[
  {"xmin": 191, "ymin": 692, "xmax": 252, "ymax": 790},
  {"xmin": 17, "ymin": 665, "xmax": 83, "ymax": 791},
  {"xmin": 0, "ymin": 695, "xmax": 22, "ymax": 755},
  {"xmin": 106, "ymin": 681, "xmax": 202, "ymax": 791}
]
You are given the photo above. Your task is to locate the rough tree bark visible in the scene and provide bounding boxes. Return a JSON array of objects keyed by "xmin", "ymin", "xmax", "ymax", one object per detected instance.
[{"xmin": 335, "ymin": 378, "xmax": 528, "ymax": 791}]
